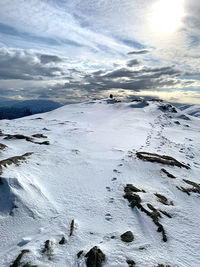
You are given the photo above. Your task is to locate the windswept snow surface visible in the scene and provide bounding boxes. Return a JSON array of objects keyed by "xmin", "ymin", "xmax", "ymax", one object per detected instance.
[{"xmin": 0, "ymin": 99, "xmax": 200, "ymax": 266}]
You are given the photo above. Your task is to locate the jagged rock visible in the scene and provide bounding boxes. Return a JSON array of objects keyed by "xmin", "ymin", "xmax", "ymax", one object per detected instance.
[
  {"xmin": 85, "ymin": 246, "xmax": 105, "ymax": 267},
  {"xmin": 183, "ymin": 179, "xmax": 200, "ymax": 193},
  {"xmin": 77, "ymin": 250, "xmax": 84, "ymax": 258},
  {"xmin": 136, "ymin": 152, "xmax": 190, "ymax": 169},
  {"xmin": 0, "ymin": 153, "xmax": 33, "ymax": 175},
  {"xmin": 154, "ymin": 193, "xmax": 173, "ymax": 206},
  {"xmin": 120, "ymin": 231, "xmax": 134, "ymax": 243},
  {"xmin": 124, "ymin": 184, "xmax": 145, "ymax": 193},
  {"xmin": 10, "ymin": 249, "xmax": 30, "ymax": 267},
  {"xmin": 70, "ymin": 219, "xmax": 75, "ymax": 236},
  {"xmin": 33, "ymin": 141, "xmax": 50, "ymax": 145},
  {"xmin": 161, "ymin": 168, "xmax": 176, "ymax": 179},
  {"xmin": 0, "ymin": 143, "xmax": 7, "ymax": 150},
  {"xmin": 177, "ymin": 179, "xmax": 200, "ymax": 196},
  {"xmin": 32, "ymin": 134, "xmax": 47, "ymax": 138},
  {"xmin": 124, "ymin": 186, "xmax": 167, "ymax": 242},
  {"xmin": 59, "ymin": 236, "xmax": 66, "ymax": 245},
  {"xmin": 124, "ymin": 192, "xmax": 141, "ymax": 208},
  {"xmin": 126, "ymin": 259, "xmax": 136, "ymax": 266},
  {"xmin": 0, "ymin": 153, "xmax": 33, "ymax": 168},
  {"xmin": 4, "ymin": 134, "xmax": 33, "ymax": 142},
  {"xmin": 159, "ymin": 104, "xmax": 177, "ymax": 113},
  {"xmin": 159, "ymin": 210, "xmax": 172, "ymax": 218}
]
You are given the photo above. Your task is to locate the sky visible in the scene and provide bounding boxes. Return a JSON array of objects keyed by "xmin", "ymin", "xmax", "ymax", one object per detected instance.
[{"xmin": 0, "ymin": 0, "xmax": 200, "ymax": 104}]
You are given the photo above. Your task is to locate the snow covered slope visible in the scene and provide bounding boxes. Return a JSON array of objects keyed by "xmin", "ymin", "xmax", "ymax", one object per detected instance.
[
  {"xmin": 178, "ymin": 104, "xmax": 200, "ymax": 118},
  {"xmin": 0, "ymin": 99, "xmax": 200, "ymax": 267}
]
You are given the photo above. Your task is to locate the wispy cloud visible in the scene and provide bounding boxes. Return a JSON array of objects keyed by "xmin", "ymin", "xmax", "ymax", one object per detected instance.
[{"xmin": 0, "ymin": 0, "xmax": 200, "ymax": 103}]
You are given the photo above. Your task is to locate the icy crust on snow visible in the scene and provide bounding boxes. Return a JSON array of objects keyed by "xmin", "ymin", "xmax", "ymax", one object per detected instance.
[{"xmin": 0, "ymin": 99, "xmax": 200, "ymax": 266}]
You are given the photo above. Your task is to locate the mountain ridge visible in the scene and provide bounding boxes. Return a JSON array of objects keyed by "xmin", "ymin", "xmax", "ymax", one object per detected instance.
[{"xmin": 0, "ymin": 99, "xmax": 199, "ymax": 266}]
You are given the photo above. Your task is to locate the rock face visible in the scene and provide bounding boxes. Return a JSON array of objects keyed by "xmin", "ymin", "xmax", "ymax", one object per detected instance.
[
  {"xmin": 85, "ymin": 246, "xmax": 105, "ymax": 267},
  {"xmin": 120, "ymin": 231, "xmax": 134, "ymax": 243},
  {"xmin": 136, "ymin": 152, "xmax": 190, "ymax": 169}
]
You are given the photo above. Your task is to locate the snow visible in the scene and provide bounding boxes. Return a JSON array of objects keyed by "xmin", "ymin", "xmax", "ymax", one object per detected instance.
[{"xmin": 0, "ymin": 99, "xmax": 200, "ymax": 266}]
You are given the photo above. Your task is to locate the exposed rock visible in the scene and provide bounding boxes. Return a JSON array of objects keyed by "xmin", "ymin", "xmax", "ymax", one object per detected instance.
[
  {"xmin": 126, "ymin": 259, "xmax": 136, "ymax": 266},
  {"xmin": 10, "ymin": 249, "xmax": 30, "ymax": 267},
  {"xmin": 59, "ymin": 236, "xmax": 66, "ymax": 245},
  {"xmin": 183, "ymin": 179, "xmax": 200, "ymax": 193},
  {"xmin": 85, "ymin": 246, "xmax": 105, "ymax": 267},
  {"xmin": 0, "ymin": 143, "xmax": 7, "ymax": 150},
  {"xmin": 176, "ymin": 186, "xmax": 191, "ymax": 195},
  {"xmin": 159, "ymin": 104, "xmax": 177, "ymax": 113},
  {"xmin": 123, "ymin": 186, "xmax": 167, "ymax": 242},
  {"xmin": 124, "ymin": 184, "xmax": 145, "ymax": 193},
  {"xmin": 70, "ymin": 219, "xmax": 75, "ymax": 236},
  {"xmin": 124, "ymin": 192, "xmax": 141, "ymax": 208},
  {"xmin": 177, "ymin": 179, "xmax": 200, "ymax": 196},
  {"xmin": 77, "ymin": 250, "xmax": 84, "ymax": 258},
  {"xmin": 136, "ymin": 151, "xmax": 190, "ymax": 169},
  {"xmin": 161, "ymin": 168, "xmax": 176, "ymax": 179},
  {"xmin": 23, "ymin": 263, "xmax": 37, "ymax": 267},
  {"xmin": 4, "ymin": 134, "xmax": 33, "ymax": 142},
  {"xmin": 3, "ymin": 133, "xmax": 49, "ymax": 145},
  {"xmin": 159, "ymin": 210, "xmax": 172, "ymax": 218},
  {"xmin": 0, "ymin": 153, "xmax": 33, "ymax": 175},
  {"xmin": 154, "ymin": 193, "xmax": 173, "ymax": 206},
  {"xmin": 120, "ymin": 231, "xmax": 134, "ymax": 243},
  {"xmin": 42, "ymin": 240, "xmax": 53, "ymax": 259},
  {"xmin": 32, "ymin": 134, "xmax": 47, "ymax": 138},
  {"xmin": 33, "ymin": 141, "xmax": 50, "ymax": 145},
  {"xmin": 147, "ymin": 203, "xmax": 157, "ymax": 211}
]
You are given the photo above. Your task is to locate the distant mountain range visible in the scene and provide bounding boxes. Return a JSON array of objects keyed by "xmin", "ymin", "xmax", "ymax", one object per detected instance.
[{"xmin": 0, "ymin": 99, "xmax": 63, "ymax": 119}]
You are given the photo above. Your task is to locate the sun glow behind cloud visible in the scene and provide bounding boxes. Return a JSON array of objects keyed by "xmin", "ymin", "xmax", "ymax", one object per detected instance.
[{"xmin": 150, "ymin": 0, "xmax": 185, "ymax": 35}]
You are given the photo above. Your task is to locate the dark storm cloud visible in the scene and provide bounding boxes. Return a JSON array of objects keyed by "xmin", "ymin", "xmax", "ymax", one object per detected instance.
[
  {"xmin": 0, "ymin": 49, "xmax": 64, "ymax": 80},
  {"xmin": 40, "ymin": 54, "xmax": 63, "ymax": 64},
  {"xmin": 127, "ymin": 50, "xmax": 150, "ymax": 55},
  {"xmin": 126, "ymin": 59, "xmax": 140, "ymax": 67},
  {"xmin": 46, "ymin": 65, "xmax": 190, "ymax": 99}
]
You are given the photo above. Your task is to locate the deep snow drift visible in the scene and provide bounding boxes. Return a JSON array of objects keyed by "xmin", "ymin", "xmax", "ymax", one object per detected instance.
[{"xmin": 0, "ymin": 99, "xmax": 200, "ymax": 267}]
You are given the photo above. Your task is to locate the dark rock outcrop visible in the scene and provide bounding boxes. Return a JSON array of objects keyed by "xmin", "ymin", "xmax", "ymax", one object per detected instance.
[
  {"xmin": 120, "ymin": 231, "xmax": 134, "ymax": 243},
  {"xmin": 32, "ymin": 134, "xmax": 47, "ymax": 138},
  {"xmin": 10, "ymin": 249, "xmax": 30, "ymax": 267},
  {"xmin": 85, "ymin": 246, "xmax": 105, "ymax": 267},
  {"xmin": 136, "ymin": 152, "xmax": 190, "ymax": 169},
  {"xmin": 161, "ymin": 169, "xmax": 176, "ymax": 179}
]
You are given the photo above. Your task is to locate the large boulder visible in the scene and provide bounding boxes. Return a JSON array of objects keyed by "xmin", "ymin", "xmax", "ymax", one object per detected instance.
[
  {"xmin": 85, "ymin": 246, "xmax": 105, "ymax": 267},
  {"xmin": 120, "ymin": 231, "xmax": 134, "ymax": 243}
]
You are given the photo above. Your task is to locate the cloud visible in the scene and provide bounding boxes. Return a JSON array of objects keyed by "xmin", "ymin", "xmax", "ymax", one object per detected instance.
[
  {"xmin": 0, "ymin": 48, "xmax": 64, "ymax": 80},
  {"xmin": 39, "ymin": 54, "xmax": 63, "ymax": 64},
  {"xmin": 126, "ymin": 59, "xmax": 140, "ymax": 67},
  {"xmin": 127, "ymin": 50, "xmax": 150, "ymax": 55}
]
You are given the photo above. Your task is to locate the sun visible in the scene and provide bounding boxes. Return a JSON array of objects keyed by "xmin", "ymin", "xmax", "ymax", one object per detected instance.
[{"xmin": 150, "ymin": 0, "xmax": 185, "ymax": 35}]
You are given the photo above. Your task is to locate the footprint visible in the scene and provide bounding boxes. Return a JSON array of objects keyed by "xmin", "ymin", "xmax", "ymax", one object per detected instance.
[
  {"xmin": 109, "ymin": 198, "xmax": 114, "ymax": 203},
  {"xmin": 111, "ymin": 177, "xmax": 117, "ymax": 181},
  {"xmin": 105, "ymin": 213, "xmax": 112, "ymax": 221},
  {"xmin": 113, "ymin": 169, "xmax": 121, "ymax": 174},
  {"xmin": 106, "ymin": 186, "xmax": 111, "ymax": 192}
]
